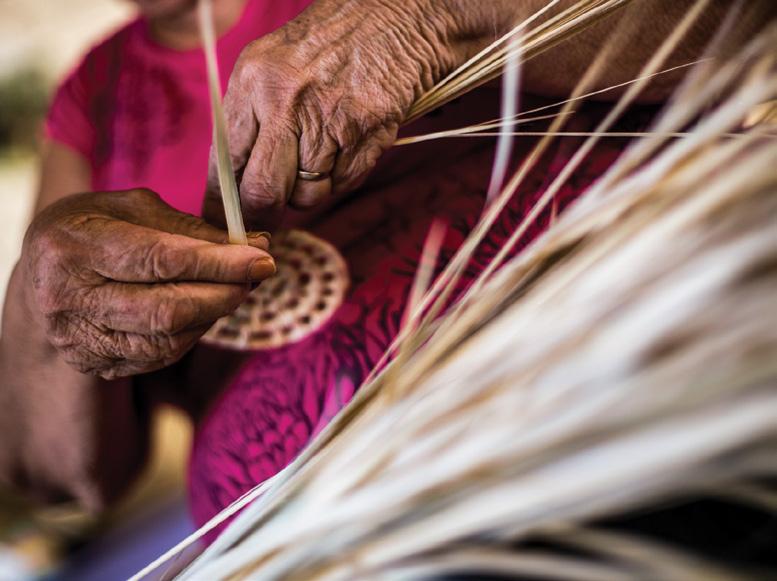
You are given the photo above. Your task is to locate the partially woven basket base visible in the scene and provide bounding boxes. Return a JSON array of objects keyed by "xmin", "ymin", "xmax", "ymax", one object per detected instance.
[{"xmin": 202, "ymin": 229, "xmax": 349, "ymax": 351}]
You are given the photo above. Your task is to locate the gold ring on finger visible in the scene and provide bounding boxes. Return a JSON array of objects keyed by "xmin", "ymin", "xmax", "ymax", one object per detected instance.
[{"xmin": 297, "ymin": 170, "xmax": 330, "ymax": 181}]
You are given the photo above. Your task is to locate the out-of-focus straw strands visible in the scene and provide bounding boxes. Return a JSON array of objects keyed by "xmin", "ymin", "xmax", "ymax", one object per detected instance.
[{"xmin": 133, "ymin": 1, "xmax": 777, "ymax": 579}]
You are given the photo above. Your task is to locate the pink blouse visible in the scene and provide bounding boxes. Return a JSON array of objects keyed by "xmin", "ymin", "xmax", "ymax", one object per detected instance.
[{"xmin": 45, "ymin": 0, "xmax": 312, "ymax": 216}]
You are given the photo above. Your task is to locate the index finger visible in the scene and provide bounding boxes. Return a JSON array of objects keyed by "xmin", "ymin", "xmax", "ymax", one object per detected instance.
[{"xmin": 92, "ymin": 223, "xmax": 276, "ymax": 284}]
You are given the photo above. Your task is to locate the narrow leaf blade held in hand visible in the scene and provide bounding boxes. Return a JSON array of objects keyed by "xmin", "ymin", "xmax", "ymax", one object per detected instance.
[{"xmin": 199, "ymin": 0, "xmax": 248, "ymax": 245}]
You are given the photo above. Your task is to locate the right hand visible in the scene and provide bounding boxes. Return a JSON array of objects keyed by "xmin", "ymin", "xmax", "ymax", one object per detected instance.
[
  {"xmin": 21, "ymin": 188, "xmax": 275, "ymax": 379},
  {"xmin": 201, "ymin": 0, "xmax": 459, "ymax": 231}
]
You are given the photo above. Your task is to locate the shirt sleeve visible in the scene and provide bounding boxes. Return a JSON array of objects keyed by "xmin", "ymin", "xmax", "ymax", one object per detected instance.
[{"xmin": 44, "ymin": 61, "xmax": 95, "ymax": 160}]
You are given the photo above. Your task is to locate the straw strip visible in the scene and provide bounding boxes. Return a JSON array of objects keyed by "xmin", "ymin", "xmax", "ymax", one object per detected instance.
[{"xmin": 198, "ymin": 0, "xmax": 247, "ymax": 245}]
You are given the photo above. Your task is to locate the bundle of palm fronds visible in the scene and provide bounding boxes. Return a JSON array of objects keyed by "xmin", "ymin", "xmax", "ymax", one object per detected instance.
[{"xmin": 135, "ymin": 1, "xmax": 777, "ymax": 579}]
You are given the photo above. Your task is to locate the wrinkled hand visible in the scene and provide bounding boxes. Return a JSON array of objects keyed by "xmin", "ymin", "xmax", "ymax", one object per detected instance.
[
  {"xmin": 22, "ymin": 188, "xmax": 275, "ymax": 379},
  {"xmin": 203, "ymin": 0, "xmax": 456, "ymax": 229}
]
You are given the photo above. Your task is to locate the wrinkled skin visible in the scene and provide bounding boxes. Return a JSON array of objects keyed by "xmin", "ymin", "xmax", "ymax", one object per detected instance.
[
  {"xmin": 202, "ymin": 0, "xmax": 482, "ymax": 228},
  {"xmin": 21, "ymin": 188, "xmax": 275, "ymax": 378},
  {"xmin": 202, "ymin": 0, "xmax": 737, "ymax": 231}
]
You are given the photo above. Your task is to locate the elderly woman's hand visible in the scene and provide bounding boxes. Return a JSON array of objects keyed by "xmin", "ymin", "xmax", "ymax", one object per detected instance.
[
  {"xmin": 202, "ymin": 0, "xmax": 726, "ymax": 230},
  {"xmin": 203, "ymin": 0, "xmax": 498, "ymax": 228},
  {"xmin": 21, "ymin": 188, "xmax": 275, "ymax": 379}
]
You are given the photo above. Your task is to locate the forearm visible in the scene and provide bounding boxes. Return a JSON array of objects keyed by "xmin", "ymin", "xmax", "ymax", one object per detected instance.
[
  {"xmin": 0, "ymin": 263, "xmax": 150, "ymax": 511},
  {"xmin": 0, "ymin": 141, "xmax": 151, "ymax": 509},
  {"xmin": 408, "ymin": 0, "xmax": 743, "ymax": 101}
]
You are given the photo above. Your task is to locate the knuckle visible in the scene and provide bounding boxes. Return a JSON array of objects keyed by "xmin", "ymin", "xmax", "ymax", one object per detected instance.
[
  {"xmin": 46, "ymin": 313, "xmax": 123, "ymax": 376},
  {"xmin": 122, "ymin": 333, "xmax": 164, "ymax": 365},
  {"xmin": 333, "ymin": 161, "xmax": 360, "ymax": 188},
  {"xmin": 330, "ymin": 118, "xmax": 360, "ymax": 149},
  {"xmin": 361, "ymin": 143, "xmax": 385, "ymax": 171},
  {"xmin": 116, "ymin": 332, "xmax": 153, "ymax": 360},
  {"xmin": 28, "ymin": 227, "xmax": 66, "ymax": 269},
  {"xmin": 135, "ymin": 334, "xmax": 188, "ymax": 367},
  {"xmin": 242, "ymin": 37, "xmax": 265, "ymax": 55},
  {"xmin": 241, "ymin": 179, "xmax": 285, "ymax": 210},
  {"xmin": 110, "ymin": 332, "xmax": 180, "ymax": 374},
  {"xmin": 121, "ymin": 187, "xmax": 159, "ymax": 208},
  {"xmin": 46, "ymin": 325, "xmax": 74, "ymax": 351},
  {"xmin": 144, "ymin": 239, "xmax": 181, "ymax": 281},
  {"xmin": 165, "ymin": 333, "xmax": 197, "ymax": 358},
  {"xmin": 99, "ymin": 366, "xmax": 129, "ymax": 381},
  {"xmin": 234, "ymin": 46, "xmax": 266, "ymax": 86},
  {"xmin": 151, "ymin": 297, "xmax": 192, "ymax": 335},
  {"xmin": 335, "ymin": 140, "xmax": 386, "ymax": 191},
  {"xmin": 129, "ymin": 187, "xmax": 158, "ymax": 201}
]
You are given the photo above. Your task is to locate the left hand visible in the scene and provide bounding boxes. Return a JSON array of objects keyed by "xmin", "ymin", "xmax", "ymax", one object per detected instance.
[
  {"xmin": 21, "ymin": 188, "xmax": 275, "ymax": 379},
  {"xmin": 202, "ymin": 0, "xmax": 459, "ymax": 230}
]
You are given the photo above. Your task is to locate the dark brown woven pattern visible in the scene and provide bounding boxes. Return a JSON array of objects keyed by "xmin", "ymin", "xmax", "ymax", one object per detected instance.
[{"xmin": 202, "ymin": 229, "xmax": 349, "ymax": 350}]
